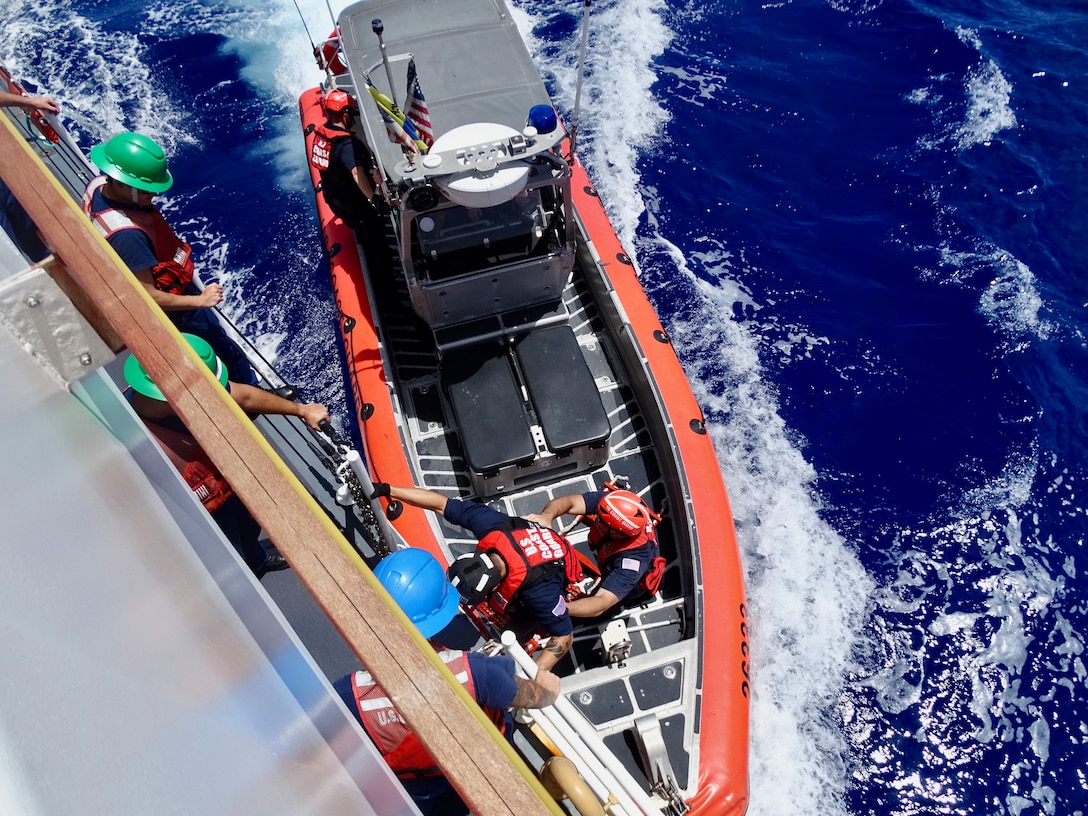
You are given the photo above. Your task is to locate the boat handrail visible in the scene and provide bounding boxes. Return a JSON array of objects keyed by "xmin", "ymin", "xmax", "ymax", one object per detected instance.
[
  {"xmin": 364, "ymin": 53, "xmax": 412, "ymax": 83},
  {"xmin": 432, "ymin": 306, "xmax": 571, "ymax": 354}
]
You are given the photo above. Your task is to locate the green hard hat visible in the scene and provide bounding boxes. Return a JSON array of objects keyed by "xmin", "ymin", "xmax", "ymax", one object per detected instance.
[
  {"xmin": 125, "ymin": 333, "xmax": 228, "ymax": 401},
  {"xmin": 90, "ymin": 132, "xmax": 173, "ymax": 193}
]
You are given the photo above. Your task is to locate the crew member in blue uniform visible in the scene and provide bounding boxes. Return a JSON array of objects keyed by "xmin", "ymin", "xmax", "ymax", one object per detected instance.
[
  {"xmin": 369, "ymin": 483, "xmax": 580, "ymax": 670},
  {"xmin": 528, "ymin": 488, "xmax": 665, "ymax": 618},
  {"xmin": 124, "ymin": 333, "xmax": 328, "ymax": 577},
  {"xmin": 82, "ymin": 132, "xmax": 259, "ymax": 385},
  {"xmin": 334, "ymin": 548, "xmax": 559, "ymax": 816},
  {"xmin": 308, "ymin": 89, "xmax": 392, "ymax": 278}
]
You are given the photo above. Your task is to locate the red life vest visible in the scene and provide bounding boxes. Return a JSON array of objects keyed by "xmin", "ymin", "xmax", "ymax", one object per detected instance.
[
  {"xmin": 81, "ymin": 176, "xmax": 194, "ymax": 295},
  {"xmin": 480, "ymin": 526, "xmax": 581, "ymax": 614},
  {"xmin": 349, "ymin": 651, "xmax": 504, "ymax": 779},
  {"xmin": 143, "ymin": 419, "xmax": 233, "ymax": 513},
  {"xmin": 0, "ymin": 63, "xmax": 59, "ymax": 143},
  {"xmin": 308, "ymin": 122, "xmax": 348, "ymax": 173},
  {"xmin": 588, "ymin": 521, "xmax": 665, "ymax": 596}
]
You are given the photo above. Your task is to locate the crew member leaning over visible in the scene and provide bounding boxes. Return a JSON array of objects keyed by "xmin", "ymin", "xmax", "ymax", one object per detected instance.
[
  {"xmin": 82, "ymin": 132, "xmax": 258, "ymax": 385},
  {"xmin": 370, "ymin": 483, "xmax": 582, "ymax": 670}
]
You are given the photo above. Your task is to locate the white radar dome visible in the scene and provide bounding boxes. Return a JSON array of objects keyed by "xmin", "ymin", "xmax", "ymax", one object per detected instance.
[{"xmin": 430, "ymin": 122, "xmax": 530, "ymax": 208}]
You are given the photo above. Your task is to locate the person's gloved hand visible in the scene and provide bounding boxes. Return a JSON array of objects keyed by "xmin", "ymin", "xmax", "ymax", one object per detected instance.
[{"xmin": 369, "ymin": 482, "xmax": 391, "ymax": 500}]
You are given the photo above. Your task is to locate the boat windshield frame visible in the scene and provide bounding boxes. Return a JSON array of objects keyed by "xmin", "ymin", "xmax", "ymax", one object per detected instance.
[
  {"xmin": 405, "ymin": 177, "xmax": 569, "ymax": 283},
  {"xmin": 394, "ymin": 151, "xmax": 575, "ymax": 328}
]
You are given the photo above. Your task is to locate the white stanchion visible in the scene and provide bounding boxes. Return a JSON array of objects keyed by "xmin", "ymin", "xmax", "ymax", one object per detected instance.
[
  {"xmin": 41, "ymin": 111, "xmax": 97, "ymax": 175},
  {"xmin": 501, "ymin": 632, "xmax": 664, "ymax": 816},
  {"xmin": 343, "ymin": 449, "xmax": 404, "ymax": 547}
]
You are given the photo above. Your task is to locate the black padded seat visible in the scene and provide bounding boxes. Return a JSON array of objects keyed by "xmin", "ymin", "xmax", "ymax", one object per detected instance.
[
  {"xmin": 514, "ymin": 326, "xmax": 611, "ymax": 453},
  {"xmin": 441, "ymin": 341, "xmax": 536, "ymax": 473}
]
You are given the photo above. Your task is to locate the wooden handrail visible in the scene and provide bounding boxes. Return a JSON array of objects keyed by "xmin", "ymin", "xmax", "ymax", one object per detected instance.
[{"xmin": 0, "ymin": 113, "xmax": 559, "ymax": 816}]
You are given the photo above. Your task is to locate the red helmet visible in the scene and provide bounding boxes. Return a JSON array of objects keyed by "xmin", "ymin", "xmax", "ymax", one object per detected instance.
[
  {"xmin": 324, "ymin": 89, "xmax": 358, "ymax": 114},
  {"xmin": 447, "ymin": 551, "xmax": 501, "ymax": 606},
  {"xmin": 596, "ymin": 490, "xmax": 655, "ymax": 538}
]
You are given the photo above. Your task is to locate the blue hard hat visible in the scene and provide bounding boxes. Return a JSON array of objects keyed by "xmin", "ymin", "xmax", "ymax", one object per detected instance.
[
  {"xmin": 374, "ymin": 548, "xmax": 462, "ymax": 638},
  {"xmin": 527, "ymin": 104, "xmax": 557, "ymax": 134}
]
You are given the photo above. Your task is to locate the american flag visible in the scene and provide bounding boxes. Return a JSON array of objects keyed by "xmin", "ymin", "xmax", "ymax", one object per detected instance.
[
  {"xmin": 367, "ymin": 79, "xmax": 421, "ymax": 153},
  {"xmin": 403, "ymin": 59, "xmax": 434, "ymax": 150}
]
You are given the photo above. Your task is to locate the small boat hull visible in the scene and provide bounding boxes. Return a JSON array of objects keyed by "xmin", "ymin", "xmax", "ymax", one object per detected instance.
[{"xmin": 299, "ymin": 0, "xmax": 750, "ymax": 809}]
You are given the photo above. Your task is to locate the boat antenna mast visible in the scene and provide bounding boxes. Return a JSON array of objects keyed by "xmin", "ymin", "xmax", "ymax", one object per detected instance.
[
  {"xmin": 291, "ymin": 0, "xmax": 318, "ymax": 58},
  {"xmin": 371, "ymin": 20, "xmax": 400, "ymax": 111},
  {"xmin": 371, "ymin": 18, "xmax": 419, "ymax": 164},
  {"xmin": 568, "ymin": 0, "xmax": 593, "ymax": 161}
]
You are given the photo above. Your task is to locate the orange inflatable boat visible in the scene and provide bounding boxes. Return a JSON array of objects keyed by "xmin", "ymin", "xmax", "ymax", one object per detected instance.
[{"xmin": 299, "ymin": 0, "xmax": 750, "ymax": 811}]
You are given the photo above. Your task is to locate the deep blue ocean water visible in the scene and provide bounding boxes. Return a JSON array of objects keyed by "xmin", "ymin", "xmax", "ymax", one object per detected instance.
[{"xmin": 3, "ymin": 0, "xmax": 1085, "ymax": 813}]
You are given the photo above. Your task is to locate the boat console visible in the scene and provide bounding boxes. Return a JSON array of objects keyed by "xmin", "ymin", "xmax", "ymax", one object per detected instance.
[
  {"xmin": 384, "ymin": 117, "xmax": 607, "ymax": 497},
  {"xmin": 399, "ymin": 152, "xmax": 574, "ymax": 329}
]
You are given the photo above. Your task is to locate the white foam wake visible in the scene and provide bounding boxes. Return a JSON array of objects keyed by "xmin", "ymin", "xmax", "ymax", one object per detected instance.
[
  {"xmin": 515, "ymin": 2, "xmax": 875, "ymax": 812},
  {"xmin": 513, "ymin": 0, "xmax": 671, "ymax": 249},
  {"xmin": 662, "ymin": 236, "xmax": 873, "ymax": 816},
  {"xmin": 0, "ymin": 0, "xmax": 196, "ymax": 152}
]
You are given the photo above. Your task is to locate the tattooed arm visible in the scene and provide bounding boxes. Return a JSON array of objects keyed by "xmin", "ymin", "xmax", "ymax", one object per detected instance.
[
  {"xmin": 532, "ymin": 633, "xmax": 573, "ymax": 670},
  {"xmin": 511, "ymin": 668, "xmax": 560, "ymax": 709}
]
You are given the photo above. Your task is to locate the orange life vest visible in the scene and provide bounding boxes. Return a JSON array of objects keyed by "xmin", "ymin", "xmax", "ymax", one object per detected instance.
[
  {"xmin": 480, "ymin": 526, "xmax": 582, "ymax": 614},
  {"xmin": 307, "ymin": 122, "xmax": 347, "ymax": 173},
  {"xmin": 82, "ymin": 176, "xmax": 194, "ymax": 294},
  {"xmin": 349, "ymin": 651, "xmax": 504, "ymax": 778},
  {"xmin": 143, "ymin": 419, "xmax": 233, "ymax": 513}
]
